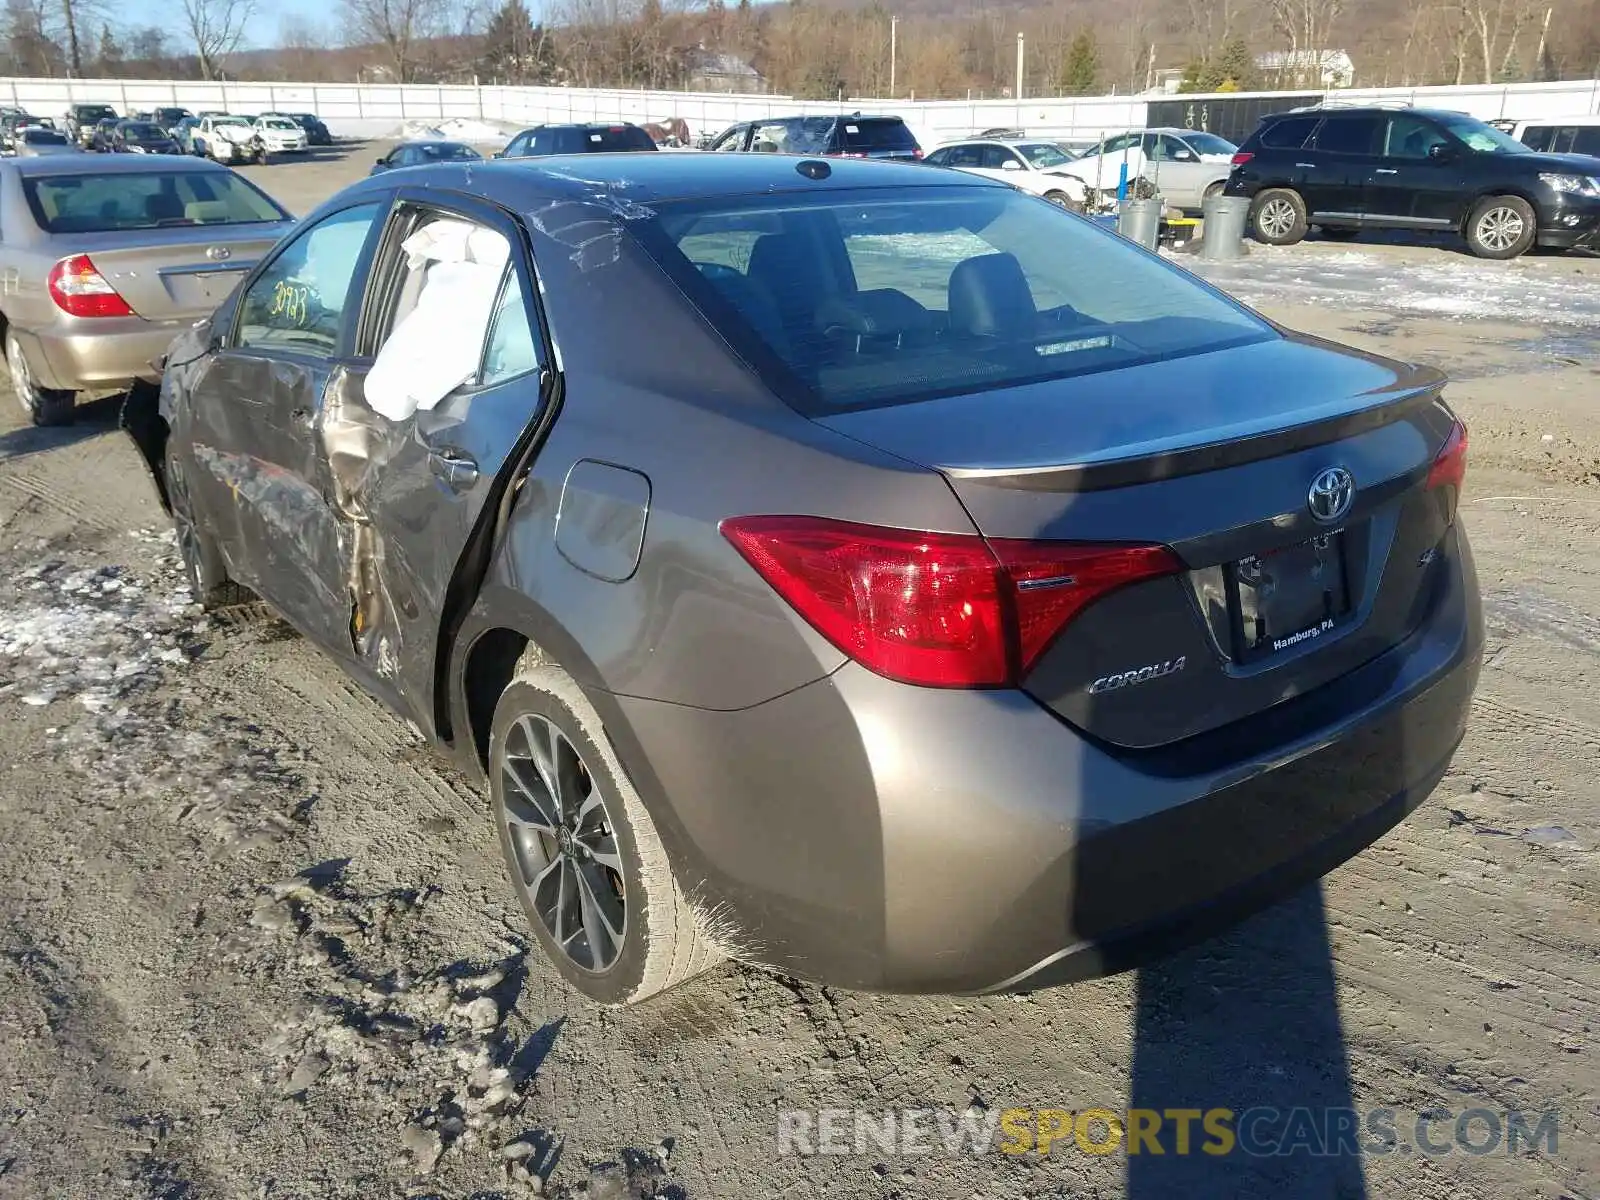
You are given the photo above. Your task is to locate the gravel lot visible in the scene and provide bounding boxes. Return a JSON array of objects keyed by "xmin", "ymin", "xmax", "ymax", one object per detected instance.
[{"xmin": 1, "ymin": 144, "xmax": 1596, "ymax": 1200}]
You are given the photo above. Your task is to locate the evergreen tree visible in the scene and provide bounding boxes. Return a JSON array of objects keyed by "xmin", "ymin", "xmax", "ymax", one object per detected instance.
[
  {"xmin": 96, "ymin": 23, "xmax": 123, "ymax": 73},
  {"xmin": 478, "ymin": 0, "xmax": 554, "ymax": 84},
  {"xmin": 1059, "ymin": 32, "xmax": 1098, "ymax": 95},
  {"xmin": 1214, "ymin": 37, "xmax": 1256, "ymax": 89}
]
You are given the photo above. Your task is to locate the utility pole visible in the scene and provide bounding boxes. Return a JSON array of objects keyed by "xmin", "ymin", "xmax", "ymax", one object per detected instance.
[
  {"xmin": 889, "ymin": 15, "xmax": 898, "ymax": 97},
  {"xmin": 1015, "ymin": 31, "xmax": 1025, "ymax": 102}
]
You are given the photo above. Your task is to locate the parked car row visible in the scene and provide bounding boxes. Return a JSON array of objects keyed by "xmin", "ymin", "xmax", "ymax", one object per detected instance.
[{"xmin": 1, "ymin": 104, "xmax": 333, "ymax": 163}]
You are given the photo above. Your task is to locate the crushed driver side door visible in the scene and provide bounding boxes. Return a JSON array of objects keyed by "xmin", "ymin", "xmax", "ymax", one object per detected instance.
[{"xmin": 309, "ymin": 192, "xmax": 556, "ymax": 737}]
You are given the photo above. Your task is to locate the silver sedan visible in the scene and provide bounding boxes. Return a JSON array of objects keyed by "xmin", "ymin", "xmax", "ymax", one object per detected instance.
[{"xmin": 0, "ymin": 153, "xmax": 294, "ymax": 425}]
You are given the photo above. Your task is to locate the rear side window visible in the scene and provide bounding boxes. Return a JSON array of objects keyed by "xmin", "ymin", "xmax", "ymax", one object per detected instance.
[
  {"xmin": 1258, "ymin": 117, "xmax": 1319, "ymax": 149},
  {"xmin": 840, "ymin": 119, "xmax": 919, "ymax": 152},
  {"xmin": 1518, "ymin": 125, "xmax": 1554, "ymax": 150},
  {"xmin": 1313, "ymin": 116, "xmax": 1381, "ymax": 155},
  {"xmin": 1575, "ymin": 128, "xmax": 1600, "ymax": 155},
  {"xmin": 23, "ymin": 170, "xmax": 287, "ymax": 233}
]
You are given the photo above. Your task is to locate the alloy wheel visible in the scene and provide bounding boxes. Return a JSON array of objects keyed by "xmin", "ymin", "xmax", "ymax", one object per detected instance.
[
  {"xmin": 7, "ymin": 333, "xmax": 34, "ymax": 416},
  {"xmin": 498, "ymin": 714, "xmax": 626, "ymax": 972},
  {"xmin": 1475, "ymin": 206, "xmax": 1525, "ymax": 253},
  {"xmin": 1258, "ymin": 198, "xmax": 1296, "ymax": 240}
]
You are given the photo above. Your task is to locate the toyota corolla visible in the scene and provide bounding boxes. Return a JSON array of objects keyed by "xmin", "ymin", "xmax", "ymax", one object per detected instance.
[{"xmin": 125, "ymin": 153, "xmax": 1482, "ymax": 1005}]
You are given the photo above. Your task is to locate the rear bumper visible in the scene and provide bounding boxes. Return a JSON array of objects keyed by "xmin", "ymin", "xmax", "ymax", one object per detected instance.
[
  {"xmin": 604, "ymin": 523, "xmax": 1482, "ymax": 994},
  {"xmin": 21, "ymin": 318, "xmax": 188, "ymax": 391}
]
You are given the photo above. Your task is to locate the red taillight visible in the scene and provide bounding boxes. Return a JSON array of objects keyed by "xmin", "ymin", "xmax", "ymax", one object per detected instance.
[
  {"xmin": 1230, "ymin": 151, "xmax": 1254, "ymax": 166},
  {"xmin": 720, "ymin": 515, "xmax": 1180, "ymax": 688},
  {"xmin": 1425, "ymin": 419, "xmax": 1468, "ymax": 493},
  {"xmin": 47, "ymin": 254, "xmax": 133, "ymax": 318}
]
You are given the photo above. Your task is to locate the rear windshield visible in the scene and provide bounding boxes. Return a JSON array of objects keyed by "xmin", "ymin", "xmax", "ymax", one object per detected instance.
[
  {"xmin": 23, "ymin": 170, "xmax": 288, "ymax": 233},
  {"xmin": 644, "ymin": 187, "xmax": 1270, "ymax": 414},
  {"xmin": 840, "ymin": 119, "xmax": 918, "ymax": 151},
  {"xmin": 750, "ymin": 118, "xmax": 835, "ymax": 154},
  {"xmin": 579, "ymin": 125, "xmax": 655, "ymax": 151},
  {"xmin": 23, "ymin": 129, "xmax": 67, "ymax": 144}
]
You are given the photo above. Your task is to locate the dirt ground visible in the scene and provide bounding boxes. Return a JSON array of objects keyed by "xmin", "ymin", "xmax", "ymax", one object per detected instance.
[{"xmin": 0, "ymin": 145, "xmax": 1596, "ymax": 1200}]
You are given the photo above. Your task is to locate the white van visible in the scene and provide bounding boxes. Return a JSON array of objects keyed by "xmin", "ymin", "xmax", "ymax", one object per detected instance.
[{"xmin": 1507, "ymin": 115, "xmax": 1600, "ymax": 157}]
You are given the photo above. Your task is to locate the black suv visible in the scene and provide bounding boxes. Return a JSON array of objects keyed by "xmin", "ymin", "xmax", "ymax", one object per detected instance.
[
  {"xmin": 1225, "ymin": 105, "xmax": 1600, "ymax": 259},
  {"xmin": 499, "ymin": 122, "xmax": 657, "ymax": 157},
  {"xmin": 708, "ymin": 114, "xmax": 922, "ymax": 160}
]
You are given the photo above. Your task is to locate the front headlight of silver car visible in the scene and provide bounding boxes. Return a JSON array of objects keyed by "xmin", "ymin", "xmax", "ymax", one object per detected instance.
[{"xmin": 1539, "ymin": 172, "xmax": 1600, "ymax": 198}]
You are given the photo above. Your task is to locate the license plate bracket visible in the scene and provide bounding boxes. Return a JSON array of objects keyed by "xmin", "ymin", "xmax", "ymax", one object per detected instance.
[{"xmin": 1227, "ymin": 530, "xmax": 1351, "ymax": 662}]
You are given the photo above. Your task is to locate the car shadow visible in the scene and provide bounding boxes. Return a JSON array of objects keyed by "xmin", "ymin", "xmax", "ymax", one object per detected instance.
[
  {"xmin": 0, "ymin": 392, "xmax": 124, "ymax": 464},
  {"xmin": 1126, "ymin": 884, "xmax": 1368, "ymax": 1199}
]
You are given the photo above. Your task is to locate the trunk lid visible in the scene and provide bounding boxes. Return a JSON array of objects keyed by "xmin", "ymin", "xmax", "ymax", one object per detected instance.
[
  {"xmin": 67, "ymin": 226, "xmax": 286, "ymax": 320},
  {"xmin": 816, "ymin": 336, "xmax": 1460, "ymax": 749}
]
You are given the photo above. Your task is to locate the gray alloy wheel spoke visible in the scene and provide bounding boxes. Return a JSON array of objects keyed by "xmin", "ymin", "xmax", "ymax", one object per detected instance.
[
  {"xmin": 552, "ymin": 732, "xmax": 587, "ymax": 825},
  {"xmin": 552, "ymin": 856, "xmax": 574, "ymax": 947},
  {"xmin": 587, "ymin": 835, "xmax": 623, "ymax": 875},
  {"xmin": 573, "ymin": 790, "xmax": 605, "ymax": 833},
  {"xmin": 502, "ymin": 758, "xmax": 560, "ymax": 833},
  {"xmin": 517, "ymin": 715, "xmax": 556, "ymax": 791},
  {"xmin": 574, "ymin": 863, "xmax": 623, "ymax": 960},
  {"xmin": 528, "ymin": 852, "xmax": 562, "ymax": 891}
]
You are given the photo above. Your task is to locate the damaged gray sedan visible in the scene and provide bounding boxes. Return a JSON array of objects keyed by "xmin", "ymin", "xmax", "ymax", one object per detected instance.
[{"xmin": 128, "ymin": 153, "xmax": 1481, "ymax": 1005}]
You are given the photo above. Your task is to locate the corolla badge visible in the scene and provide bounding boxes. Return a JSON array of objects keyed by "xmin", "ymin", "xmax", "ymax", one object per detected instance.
[{"xmin": 1307, "ymin": 466, "xmax": 1355, "ymax": 524}]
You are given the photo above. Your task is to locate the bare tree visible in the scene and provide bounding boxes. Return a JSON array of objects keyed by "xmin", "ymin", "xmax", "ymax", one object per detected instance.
[
  {"xmin": 1457, "ymin": 0, "xmax": 1541, "ymax": 81},
  {"xmin": 180, "ymin": 0, "xmax": 254, "ymax": 79},
  {"xmin": 1265, "ymin": 0, "xmax": 1343, "ymax": 85},
  {"xmin": 340, "ymin": 0, "xmax": 448, "ymax": 82}
]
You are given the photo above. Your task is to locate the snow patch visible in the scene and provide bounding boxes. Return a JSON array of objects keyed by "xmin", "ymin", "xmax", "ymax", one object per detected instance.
[{"xmin": 395, "ymin": 117, "xmax": 511, "ymax": 145}]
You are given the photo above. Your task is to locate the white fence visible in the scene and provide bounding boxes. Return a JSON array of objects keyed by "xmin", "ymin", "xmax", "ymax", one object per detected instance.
[{"xmin": 4, "ymin": 74, "xmax": 1599, "ymax": 146}]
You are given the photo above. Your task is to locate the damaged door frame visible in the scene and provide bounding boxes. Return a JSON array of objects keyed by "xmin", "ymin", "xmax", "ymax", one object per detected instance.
[{"xmin": 323, "ymin": 185, "xmax": 566, "ymax": 744}]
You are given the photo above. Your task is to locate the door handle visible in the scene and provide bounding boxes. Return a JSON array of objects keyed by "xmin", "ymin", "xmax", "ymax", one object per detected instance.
[
  {"xmin": 429, "ymin": 449, "xmax": 479, "ymax": 492},
  {"xmin": 1374, "ymin": 168, "xmax": 1399, "ymax": 175}
]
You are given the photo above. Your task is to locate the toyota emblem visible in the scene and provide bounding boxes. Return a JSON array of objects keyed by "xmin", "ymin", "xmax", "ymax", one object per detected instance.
[
  {"xmin": 1307, "ymin": 467, "xmax": 1355, "ymax": 524},
  {"xmin": 205, "ymin": 246, "xmax": 231, "ymax": 262}
]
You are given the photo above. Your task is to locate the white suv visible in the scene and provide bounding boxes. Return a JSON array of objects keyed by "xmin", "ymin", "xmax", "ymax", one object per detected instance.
[
  {"xmin": 1507, "ymin": 115, "xmax": 1600, "ymax": 157},
  {"xmin": 923, "ymin": 140, "xmax": 1089, "ymax": 210}
]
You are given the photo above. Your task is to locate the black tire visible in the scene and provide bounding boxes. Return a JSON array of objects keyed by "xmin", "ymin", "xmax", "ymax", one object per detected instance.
[
  {"xmin": 1044, "ymin": 189, "xmax": 1083, "ymax": 213},
  {"xmin": 1250, "ymin": 188, "xmax": 1309, "ymax": 245},
  {"xmin": 1202, "ymin": 180, "xmax": 1226, "ymax": 202},
  {"xmin": 1465, "ymin": 194, "xmax": 1536, "ymax": 260},
  {"xmin": 490, "ymin": 653, "xmax": 722, "ymax": 1005},
  {"xmin": 165, "ymin": 441, "xmax": 254, "ymax": 610},
  {"xmin": 5, "ymin": 329, "xmax": 75, "ymax": 427}
]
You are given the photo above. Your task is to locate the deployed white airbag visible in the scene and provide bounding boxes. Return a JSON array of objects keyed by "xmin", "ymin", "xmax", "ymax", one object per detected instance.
[{"xmin": 363, "ymin": 221, "xmax": 511, "ymax": 422}]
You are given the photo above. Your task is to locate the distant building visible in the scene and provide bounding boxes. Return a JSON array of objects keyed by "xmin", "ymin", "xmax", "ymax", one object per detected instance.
[
  {"xmin": 1146, "ymin": 67, "xmax": 1187, "ymax": 95},
  {"xmin": 686, "ymin": 49, "xmax": 765, "ymax": 94},
  {"xmin": 1255, "ymin": 49, "xmax": 1355, "ymax": 89}
]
